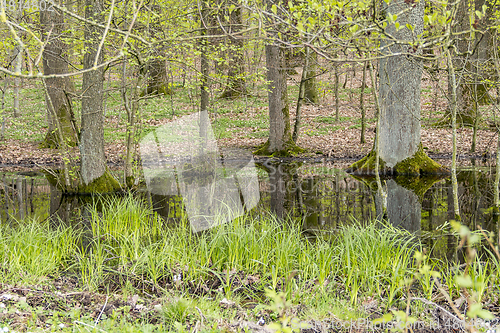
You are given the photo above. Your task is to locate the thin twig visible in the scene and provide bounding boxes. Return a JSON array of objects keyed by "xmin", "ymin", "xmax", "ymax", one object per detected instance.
[
  {"xmin": 94, "ymin": 296, "xmax": 109, "ymax": 325},
  {"xmin": 195, "ymin": 306, "xmax": 206, "ymax": 327},
  {"xmin": 432, "ymin": 277, "xmax": 471, "ymax": 332},
  {"xmin": 74, "ymin": 321, "xmax": 108, "ymax": 333},
  {"xmin": 94, "ymin": 0, "xmax": 116, "ymax": 67},
  {"xmin": 412, "ymin": 297, "xmax": 465, "ymax": 328}
]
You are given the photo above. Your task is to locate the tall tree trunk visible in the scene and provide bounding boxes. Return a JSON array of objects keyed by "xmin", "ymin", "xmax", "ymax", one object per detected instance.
[
  {"xmin": 13, "ymin": 46, "xmax": 20, "ymax": 118},
  {"xmin": 378, "ymin": 0, "xmax": 422, "ymax": 168},
  {"xmin": 292, "ymin": 47, "xmax": 309, "ymax": 143},
  {"xmin": 40, "ymin": 0, "xmax": 79, "ymax": 148},
  {"xmin": 122, "ymin": 58, "xmax": 143, "ymax": 188},
  {"xmin": 200, "ymin": 0, "xmax": 210, "ymax": 114},
  {"xmin": 303, "ymin": 49, "xmax": 318, "ymax": 104},
  {"xmin": 347, "ymin": 0, "xmax": 445, "ymax": 175},
  {"xmin": 334, "ymin": 61, "xmax": 340, "ymax": 121},
  {"xmin": 79, "ymin": 0, "xmax": 119, "ymax": 192},
  {"xmin": 442, "ymin": 0, "xmax": 493, "ymax": 127},
  {"xmin": 254, "ymin": 0, "xmax": 302, "ymax": 156},
  {"xmin": 220, "ymin": 2, "xmax": 247, "ymax": 99},
  {"xmin": 360, "ymin": 61, "xmax": 367, "ymax": 144},
  {"xmin": 0, "ymin": 76, "xmax": 8, "ymax": 140},
  {"xmin": 448, "ymin": 48, "xmax": 461, "ymax": 220},
  {"xmin": 265, "ymin": 44, "xmax": 292, "ymax": 152},
  {"xmin": 144, "ymin": 58, "xmax": 171, "ymax": 96},
  {"xmin": 304, "ymin": 48, "xmax": 319, "ymax": 104}
]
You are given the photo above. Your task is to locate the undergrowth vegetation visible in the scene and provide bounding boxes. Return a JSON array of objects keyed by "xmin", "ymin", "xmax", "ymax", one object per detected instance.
[{"xmin": 0, "ymin": 196, "xmax": 499, "ymax": 332}]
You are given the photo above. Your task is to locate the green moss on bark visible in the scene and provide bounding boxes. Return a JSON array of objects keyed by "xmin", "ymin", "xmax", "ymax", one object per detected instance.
[
  {"xmin": 125, "ymin": 176, "xmax": 135, "ymax": 189},
  {"xmin": 347, "ymin": 143, "xmax": 448, "ymax": 176},
  {"xmin": 253, "ymin": 139, "xmax": 305, "ymax": 157},
  {"xmin": 40, "ymin": 104, "xmax": 78, "ymax": 149},
  {"xmin": 79, "ymin": 170, "xmax": 121, "ymax": 193}
]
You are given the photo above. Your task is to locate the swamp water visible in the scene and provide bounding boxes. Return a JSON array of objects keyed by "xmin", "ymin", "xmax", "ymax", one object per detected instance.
[{"xmin": 0, "ymin": 159, "xmax": 498, "ymax": 261}]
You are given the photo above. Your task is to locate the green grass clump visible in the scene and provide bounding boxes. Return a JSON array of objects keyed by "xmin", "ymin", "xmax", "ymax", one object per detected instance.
[
  {"xmin": 334, "ymin": 223, "xmax": 417, "ymax": 305},
  {"xmin": 0, "ymin": 219, "xmax": 79, "ymax": 284},
  {"xmin": 69, "ymin": 197, "xmax": 422, "ymax": 309},
  {"xmin": 4, "ymin": 196, "xmax": 499, "ymax": 332}
]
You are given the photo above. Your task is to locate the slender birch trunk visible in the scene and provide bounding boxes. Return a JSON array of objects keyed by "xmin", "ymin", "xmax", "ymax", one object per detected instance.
[
  {"xmin": 360, "ymin": 61, "xmax": 367, "ymax": 144},
  {"xmin": 447, "ymin": 48, "xmax": 461, "ymax": 221},
  {"xmin": 292, "ymin": 47, "xmax": 310, "ymax": 143}
]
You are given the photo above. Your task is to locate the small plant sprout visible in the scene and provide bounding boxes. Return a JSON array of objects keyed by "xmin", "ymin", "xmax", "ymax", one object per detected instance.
[{"xmin": 265, "ymin": 288, "xmax": 310, "ymax": 332}]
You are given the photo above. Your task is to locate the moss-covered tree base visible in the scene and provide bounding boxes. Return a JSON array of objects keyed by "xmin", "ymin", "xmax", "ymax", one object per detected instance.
[
  {"xmin": 78, "ymin": 170, "xmax": 121, "ymax": 194},
  {"xmin": 39, "ymin": 131, "xmax": 62, "ymax": 149},
  {"xmin": 140, "ymin": 83, "xmax": 173, "ymax": 97},
  {"xmin": 46, "ymin": 169, "xmax": 121, "ymax": 194},
  {"xmin": 253, "ymin": 139, "xmax": 305, "ymax": 157},
  {"xmin": 346, "ymin": 144, "xmax": 449, "ymax": 176}
]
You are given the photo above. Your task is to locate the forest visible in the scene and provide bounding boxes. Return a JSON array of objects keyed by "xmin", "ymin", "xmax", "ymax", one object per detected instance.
[{"xmin": 0, "ymin": 0, "xmax": 500, "ymax": 332}]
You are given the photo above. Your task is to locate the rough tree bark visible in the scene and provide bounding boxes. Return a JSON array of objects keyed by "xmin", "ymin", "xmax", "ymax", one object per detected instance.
[
  {"xmin": 143, "ymin": 58, "xmax": 171, "ymax": 96},
  {"xmin": 303, "ymin": 49, "xmax": 318, "ymax": 104},
  {"xmin": 40, "ymin": 0, "xmax": 79, "ymax": 148},
  {"xmin": 79, "ymin": 0, "xmax": 119, "ymax": 193},
  {"xmin": 254, "ymin": 0, "xmax": 302, "ymax": 156},
  {"xmin": 253, "ymin": 43, "xmax": 299, "ymax": 155},
  {"xmin": 439, "ymin": 0, "xmax": 494, "ymax": 128},
  {"xmin": 220, "ymin": 2, "xmax": 247, "ymax": 99},
  {"xmin": 347, "ymin": 0, "xmax": 446, "ymax": 176}
]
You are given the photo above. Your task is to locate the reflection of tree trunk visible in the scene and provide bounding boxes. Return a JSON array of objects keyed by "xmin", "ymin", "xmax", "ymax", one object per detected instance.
[
  {"xmin": 151, "ymin": 194, "xmax": 182, "ymax": 224},
  {"xmin": 1, "ymin": 175, "xmax": 9, "ymax": 222},
  {"xmin": 16, "ymin": 177, "xmax": 24, "ymax": 219},
  {"xmin": 383, "ymin": 179, "xmax": 421, "ymax": 232},
  {"xmin": 49, "ymin": 183, "xmax": 79, "ymax": 226},
  {"xmin": 269, "ymin": 165, "xmax": 286, "ymax": 219},
  {"xmin": 374, "ymin": 183, "xmax": 386, "ymax": 222},
  {"xmin": 269, "ymin": 163, "xmax": 294, "ymax": 219},
  {"xmin": 49, "ymin": 183, "xmax": 62, "ymax": 218},
  {"xmin": 429, "ymin": 187, "xmax": 436, "ymax": 230},
  {"xmin": 302, "ymin": 178, "xmax": 319, "ymax": 228}
]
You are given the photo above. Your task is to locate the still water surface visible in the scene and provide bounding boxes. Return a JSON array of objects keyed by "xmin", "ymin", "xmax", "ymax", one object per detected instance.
[{"xmin": 1, "ymin": 161, "xmax": 498, "ymax": 260}]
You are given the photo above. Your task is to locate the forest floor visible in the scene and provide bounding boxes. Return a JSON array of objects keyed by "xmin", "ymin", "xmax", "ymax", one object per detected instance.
[
  {"xmin": 2, "ymin": 210, "xmax": 498, "ymax": 333},
  {"xmin": 0, "ymin": 66, "xmax": 498, "ymax": 170}
]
